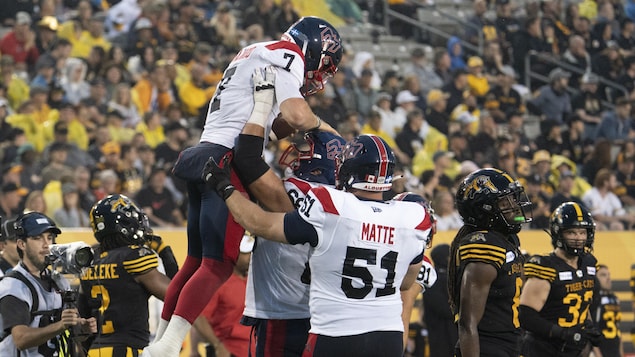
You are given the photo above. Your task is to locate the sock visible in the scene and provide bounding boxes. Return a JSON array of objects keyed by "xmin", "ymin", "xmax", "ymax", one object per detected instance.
[
  {"xmin": 152, "ymin": 318, "xmax": 169, "ymax": 344},
  {"xmin": 173, "ymin": 257, "xmax": 233, "ymax": 323},
  {"xmin": 143, "ymin": 315, "xmax": 191, "ymax": 357},
  {"xmin": 161, "ymin": 256, "xmax": 201, "ymax": 321}
]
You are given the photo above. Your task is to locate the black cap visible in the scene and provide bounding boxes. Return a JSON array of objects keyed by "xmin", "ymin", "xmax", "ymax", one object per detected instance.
[{"xmin": 1, "ymin": 219, "xmax": 17, "ymax": 241}]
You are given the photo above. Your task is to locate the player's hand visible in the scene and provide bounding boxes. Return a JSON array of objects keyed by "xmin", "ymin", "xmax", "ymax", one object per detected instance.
[
  {"xmin": 146, "ymin": 234, "xmax": 166, "ymax": 253},
  {"xmin": 248, "ymin": 66, "xmax": 276, "ymax": 128},
  {"xmin": 203, "ymin": 153, "xmax": 235, "ymax": 200},
  {"xmin": 553, "ymin": 325, "xmax": 588, "ymax": 346}
]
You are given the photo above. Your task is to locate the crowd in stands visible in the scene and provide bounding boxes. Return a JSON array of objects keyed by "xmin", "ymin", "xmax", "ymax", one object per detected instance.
[{"xmin": 0, "ymin": 0, "xmax": 634, "ymax": 233}]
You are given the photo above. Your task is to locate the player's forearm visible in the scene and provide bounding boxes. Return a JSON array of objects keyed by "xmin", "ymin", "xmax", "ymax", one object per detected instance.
[
  {"xmin": 225, "ymin": 192, "xmax": 288, "ymax": 243},
  {"xmin": 279, "ymin": 98, "xmax": 321, "ymax": 131}
]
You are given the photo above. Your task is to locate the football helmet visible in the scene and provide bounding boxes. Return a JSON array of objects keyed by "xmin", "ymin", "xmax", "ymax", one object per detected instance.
[
  {"xmin": 336, "ymin": 134, "xmax": 395, "ymax": 192},
  {"xmin": 549, "ymin": 201, "xmax": 595, "ymax": 256},
  {"xmin": 282, "ymin": 16, "xmax": 343, "ymax": 96},
  {"xmin": 455, "ymin": 168, "xmax": 532, "ymax": 234},
  {"xmin": 278, "ymin": 131, "xmax": 346, "ymax": 185},
  {"xmin": 392, "ymin": 192, "xmax": 436, "ymax": 247},
  {"xmin": 89, "ymin": 194, "xmax": 146, "ymax": 249}
]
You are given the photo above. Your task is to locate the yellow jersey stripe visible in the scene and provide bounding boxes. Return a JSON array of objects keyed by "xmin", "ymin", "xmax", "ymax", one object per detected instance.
[
  {"xmin": 460, "ymin": 248, "xmax": 506, "ymax": 260},
  {"xmin": 461, "ymin": 243, "xmax": 507, "ymax": 254},
  {"xmin": 125, "ymin": 261, "xmax": 159, "ymax": 274},
  {"xmin": 460, "ymin": 253, "xmax": 504, "ymax": 265}
]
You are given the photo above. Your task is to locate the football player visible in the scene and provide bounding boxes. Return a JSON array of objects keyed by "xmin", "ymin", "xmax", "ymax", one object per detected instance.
[
  {"xmin": 590, "ymin": 264, "xmax": 623, "ymax": 357},
  {"xmin": 204, "ymin": 134, "xmax": 432, "ymax": 356},
  {"xmin": 520, "ymin": 201, "xmax": 601, "ymax": 357},
  {"xmin": 79, "ymin": 194, "xmax": 172, "ymax": 356},
  {"xmin": 449, "ymin": 168, "xmax": 532, "ymax": 357},
  {"xmin": 149, "ymin": 17, "xmax": 343, "ymax": 356}
]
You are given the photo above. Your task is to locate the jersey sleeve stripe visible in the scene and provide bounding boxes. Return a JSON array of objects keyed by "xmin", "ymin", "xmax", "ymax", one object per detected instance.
[
  {"xmin": 460, "ymin": 252, "xmax": 505, "ymax": 264},
  {"xmin": 265, "ymin": 41, "xmax": 305, "ymax": 61},
  {"xmin": 415, "ymin": 214, "xmax": 432, "ymax": 231},
  {"xmin": 461, "ymin": 243, "xmax": 507, "ymax": 254},
  {"xmin": 459, "ymin": 245, "xmax": 507, "ymax": 259},
  {"xmin": 125, "ymin": 260, "xmax": 159, "ymax": 274},
  {"xmin": 123, "ymin": 255, "xmax": 158, "ymax": 268},
  {"xmin": 287, "ymin": 177, "xmax": 313, "ymax": 194},
  {"xmin": 312, "ymin": 186, "xmax": 339, "ymax": 215},
  {"xmin": 523, "ymin": 263, "xmax": 557, "ymax": 276}
]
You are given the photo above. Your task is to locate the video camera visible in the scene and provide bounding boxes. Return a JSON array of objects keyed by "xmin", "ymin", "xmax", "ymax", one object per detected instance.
[{"xmin": 47, "ymin": 242, "xmax": 95, "ymax": 276}]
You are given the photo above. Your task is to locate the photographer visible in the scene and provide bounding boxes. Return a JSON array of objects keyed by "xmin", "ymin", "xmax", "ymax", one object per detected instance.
[{"xmin": 0, "ymin": 212, "xmax": 97, "ymax": 356}]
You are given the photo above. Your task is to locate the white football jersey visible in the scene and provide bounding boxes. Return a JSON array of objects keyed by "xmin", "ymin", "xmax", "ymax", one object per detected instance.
[
  {"xmin": 243, "ymin": 177, "xmax": 317, "ymax": 320},
  {"xmin": 199, "ymin": 40, "xmax": 305, "ymax": 148},
  {"xmin": 416, "ymin": 256, "xmax": 437, "ymax": 292},
  {"xmin": 297, "ymin": 186, "xmax": 430, "ymax": 337}
]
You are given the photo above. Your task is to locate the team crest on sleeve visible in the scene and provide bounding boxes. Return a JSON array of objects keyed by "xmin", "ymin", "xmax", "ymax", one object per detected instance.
[
  {"xmin": 463, "ymin": 175, "xmax": 499, "ymax": 200},
  {"xmin": 469, "ymin": 232, "xmax": 487, "ymax": 242},
  {"xmin": 529, "ymin": 256, "xmax": 541, "ymax": 264}
]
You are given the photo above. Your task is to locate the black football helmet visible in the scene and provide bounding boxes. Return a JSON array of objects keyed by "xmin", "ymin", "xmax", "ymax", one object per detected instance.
[
  {"xmin": 549, "ymin": 201, "xmax": 595, "ymax": 256},
  {"xmin": 282, "ymin": 16, "xmax": 343, "ymax": 96},
  {"xmin": 455, "ymin": 168, "xmax": 532, "ymax": 233},
  {"xmin": 279, "ymin": 131, "xmax": 346, "ymax": 185},
  {"xmin": 336, "ymin": 134, "xmax": 395, "ymax": 192},
  {"xmin": 89, "ymin": 194, "xmax": 146, "ymax": 249},
  {"xmin": 392, "ymin": 192, "xmax": 436, "ymax": 247}
]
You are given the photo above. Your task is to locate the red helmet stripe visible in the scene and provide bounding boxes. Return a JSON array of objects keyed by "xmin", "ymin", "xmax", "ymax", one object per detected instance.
[{"xmin": 369, "ymin": 135, "xmax": 389, "ymax": 181}]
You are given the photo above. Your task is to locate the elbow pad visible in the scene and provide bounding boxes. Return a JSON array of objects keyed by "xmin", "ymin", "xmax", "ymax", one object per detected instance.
[
  {"xmin": 233, "ymin": 134, "xmax": 271, "ymax": 186},
  {"xmin": 519, "ymin": 304, "xmax": 556, "ymax": 339}
]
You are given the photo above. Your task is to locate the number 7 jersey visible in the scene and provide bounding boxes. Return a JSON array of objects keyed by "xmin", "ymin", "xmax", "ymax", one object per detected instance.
[{"xmin": 294, "ymin": 186, "xmax": 431, "ymax": 337}]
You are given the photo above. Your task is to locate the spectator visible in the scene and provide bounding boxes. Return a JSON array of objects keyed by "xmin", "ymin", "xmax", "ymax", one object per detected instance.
[
  {"xmin": 562, "ymin": 35, "xmax": 592, "ymax": 87},
  {"xmin": 272, "ymin": 0, "xmax": 300, "ymax": 39},
  {"xmin": 354, "ymin": 68, "xmax": 380, "ymax": 119},
  {"xmin": 40, "ymin": 142, "xmax": 74, "ymax": 186},
  {"xmin": 0, "ymin": 219, "xmax": 19, "ymax": 275},
  {"xmin": 465, "ymin": 0, "xmax": 496, "ymax": 47},
  {"xmin": 442, "ymin": 69, "xmax": 468, "ymax": 116},
  {"xmin": 70, "ymin": 13, "xmax": 111, "ymax": 59},
  {"xmin": 29, "ymin": 56, "xmax": 57, "ymax": 89},
  {"xmin": 595, "ymin": 97, "xmax": 634, "ymax": 141},
  {"xmin": 617, "ymin": 18, "xmax": 635, "ymax": 54},
  {"xmin": 0, "ymin": 12, "xmax": 39, "ymax": 73},
  {"xmin": 0, "ymin": 183, "xmax": 27, "ymax": 220},
  {"xmin": 582, "ymin": 168, "xmax": 635, "ymax": 230},
  {"xmin": 154, "ymin": 121, "xmax": 188, "ymax": 171},
  {"xmin": 524, "ymin": 174, "xmax": 551, "ymax": 229},
  {"xmin": 119, "ymin": 144, "xmax": 144, "ymax": 197},
  {"xmin": 511, "ymin": 15, "xmax": 552, "ymax": 81},
  {"xmin": 484, "ymin": 66, "xmax": 524, "ymax": 123},
  {"xmin": 132, "ymin": 64, "xmax": 175, "ymax": 115},
  {"xmin": 93, "ymin": 169, "xmax": 119, "ymax": 201},
  {"xmin": 396, "ymin": 108, "xmax": 425, "ymax": 161},
  {"xmin": 466, "ymin": 56, "xmax": 490, "ymax": 104},
  {"xmin": 242, "ymin": 0, "xmax": 279, "ymax": 40},
  {"xmin": 571, "ymin": 73, "xmax": 604, "ymax": 139},
  {"xmin": 561, "ymin": 114, "xmax": 588, "ymax": 165},
  {"xmin": 53, "ymin": 182, "xmax": 89, "ymax": 227},
  {"xmin": 72, "ymin": 166, "xmax": 95, "ymax": 214},
  {"xmin": 494, "ymin": 0, "xmax": 521, "ymax": 55},
  {"xmin": 374, "ymin": 92, "xmax": 398, "ymax": 135},
  {"xmin": 432, "ymin": 191, "xmax": 462, "ymax": 231},
  {"xmin": 81, "ymin": 77, "xmax": 108, "ymax": 114},
  {"xmin": 403, "ymin": 47, "xmax": 440, "ymax": 96},
  {"xmin": 425, "ymin": 89, "xmax": 451, "ymax": 135},
  {"xmin": 527, "ymin": 68, "xmax": 572, "ymax": 124},
  {"xmin": 135, "ymin": 168, "xmax": 184, "ymax": 227},
  {"xmin": 447, "ymin": 37, "xmax": 467, "ymax": 71},
  {"xmin": 108, "ymin": 83, "xmax": 142, "ymax": 128},
  {"xmin": 106, "ymin": 109, "xmax": 136, "ymax": 144},
  {"xmin": 60, "ymin": 58, "xmax": 90, "ymax": 105},
  {"xmin": 541, "ymin": 0, "xmax": 572, "ymax": 51},
  {"xmin": 208, "ymin": 2, "xmax": 243, "ymax": 51},
  {"xmin": 430, "ymin": 49, "xmax": 452, "ymax": 88},
  {"xmin": 136, "ymin": 112, "xmax": 166, "ymax": 150},
  {"xmin": 178, "ymin": 63, "xmax": 216, "ymax": 118},
  {"xmin": 549, "ymin": 170, "xmax": 584, "ymax": 211},
  {"xmin": 534, "ymin": 119, "xmax": 567, "ymax": 154},
  {"xmin": 614, "ymin": 152, "xmax": 635, "ymax": 209},
  {"xmin": 360, "ymin": 110, "xmax": 409, "ymax": 164},
  {"xmin": 312, "ymin": 85, "xmax": 347, "ymax": 129}
]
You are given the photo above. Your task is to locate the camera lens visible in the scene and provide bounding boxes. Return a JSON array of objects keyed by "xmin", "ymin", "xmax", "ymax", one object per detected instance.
[{"xmin": 74, "ymin": 247, "xmax": 94, "ymax": 267}]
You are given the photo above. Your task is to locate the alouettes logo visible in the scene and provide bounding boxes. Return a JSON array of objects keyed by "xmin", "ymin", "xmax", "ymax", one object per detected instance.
[
  {"xmin": 325, "ymin": 138, "xmax": 344, "ymax": 160},
  {"xmin": 319, "ymin": 25, "xmax": 342, "ymax": 54}
]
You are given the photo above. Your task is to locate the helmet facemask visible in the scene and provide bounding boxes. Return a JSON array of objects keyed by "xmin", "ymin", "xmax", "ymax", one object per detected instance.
[
  {"xmin": 301, "ymin": 56, "xmax": 337, "ymax": 96},
  {"xmin": 493, "ymin": 188, "xmax": 533, "ymax": 233}
]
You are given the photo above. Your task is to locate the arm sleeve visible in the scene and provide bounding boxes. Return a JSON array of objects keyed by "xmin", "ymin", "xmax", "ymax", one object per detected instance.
[{"xmin": 283, "ymin": 211, "xmax": 318, "ymax": 246}]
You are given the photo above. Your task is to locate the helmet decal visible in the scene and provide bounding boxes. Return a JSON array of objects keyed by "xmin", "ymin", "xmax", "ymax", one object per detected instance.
[
  {"xmin": 320, "ymin": 25, "xmax": 342, "ymax": 55},
  {"xmin": 464, "ymin": 175, "xmax": 500, "ymax": 200}
]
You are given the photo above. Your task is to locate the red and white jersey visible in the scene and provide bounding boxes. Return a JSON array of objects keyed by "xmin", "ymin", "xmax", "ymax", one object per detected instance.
[
  {"xmin": 199, "ymin": 40, "xmax": 305, "ymax": 148},
  {"xmin": 243, "ymin": 177, "xmax": 316, "ymax": 320},
  {"xmin": 298, "ymin": 186, "xmax": 430, "ymax": 337},
  {"xmin": 416, "ymin": 256, "xmax": 437, "ymax": 292}
]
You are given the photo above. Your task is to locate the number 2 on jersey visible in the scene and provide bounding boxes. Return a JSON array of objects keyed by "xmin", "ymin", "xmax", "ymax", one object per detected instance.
[
  {"xmin": 91, "ymin": 285, "xmax": 114, "ymax": 334},
  {"xmin": 341, "ymin": 247, "xmax": 397, "ymax": 299}
]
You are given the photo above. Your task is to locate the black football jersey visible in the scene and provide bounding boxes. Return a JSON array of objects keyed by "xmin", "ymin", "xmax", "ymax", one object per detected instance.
[
  {"xmin": 590, "ymin": 290, "xmax": 622, "ymax": 357},
  {"xmin": 523, "ymin": 253, "xmax": 598, "ymax": 356},
  {"xmin": 454, "ymin": 230, "xmax": 524, "ymax": 354},
  {"xmin": 79, "ymin": 245, "xmax": 159, "ymax": 349}
]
